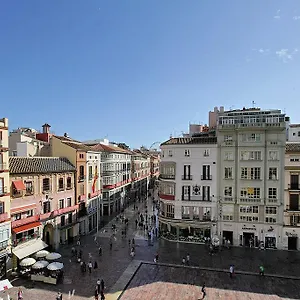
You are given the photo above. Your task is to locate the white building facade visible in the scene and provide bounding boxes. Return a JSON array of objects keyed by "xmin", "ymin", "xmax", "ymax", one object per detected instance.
[
  {"xmin": 217, "ymin": 108, "xmax": 286, "ymax": 249},
  {"xmin": 159, "ymin": 134, "xmax": 218, "ymax": 243},
  {"xmin": 283, "ymin": 143, "xmax": 300, "ymax": 250},
  {"xmin": 287, "ymin": 124, "xmax": 300, "ymax": 142}
]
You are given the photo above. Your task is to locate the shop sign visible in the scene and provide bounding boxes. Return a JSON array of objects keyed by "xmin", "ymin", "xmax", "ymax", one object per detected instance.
[{"xmin": 242, "ymin": 226, "xmax": 256, "ymax": 231}]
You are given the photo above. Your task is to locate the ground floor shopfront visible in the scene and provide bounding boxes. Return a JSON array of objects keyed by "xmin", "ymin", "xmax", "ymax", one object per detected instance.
[
  {"xmin": 159, "ymin": 216, "xmax": 217, "ymax": 243},
  {"xmin": 0, "ymin": 221, "xmax": 10, "ymax": 279},
  {"xmin": 282, "ymin": 227, "xmax": 300, "ymax": 251},
  {"xmin": 219, "ymin": 222, "xmax": 283, "ymax": 249}
]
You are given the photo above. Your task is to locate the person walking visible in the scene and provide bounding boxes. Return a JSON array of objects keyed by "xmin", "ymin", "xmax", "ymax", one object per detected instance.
[
  {"xmin": 182, "ymin": 257, "xmax": 186, "ymax": 265},
  {"xmin": 94, "ymin": 287, "xmax": 99, "ymax": 300},
  {"xmin": 100, "ymin": 279, "xmax": 105, "ymax": 292},
  {"xmin": 259, "ymin": 265, "xmax": 265, "ymax": 276},
  {"xmin": 229, "ymin": 265, "xmax": 234, "ymax": 278},
  {"xmin": 17, "ymin": 288, "xmax": 23, "ymax": 300},
  {"xmin": 109, "ymin": 240, "xmax": 113, "ymax": 251},
  {"xmin": 97, "ymin": 278, "xmax": 101, "ymax": 294},
  {"xmin": 56, "ymin": 291, "xmax": 62, "ymax": 300},
  {"xmin": 201, "ymin": 283, "xmax": 206, "ymax": 299},
  {"xmin": 186, "ymin": 253, "xmax": 190, "ymax": 266},
  {"xmin": 100, "ymin": 289, "xmax": 105, "ymax": 300},
  {"xmin": 98, "ymin": 246, "xmax": 102, "ymax": 256}
]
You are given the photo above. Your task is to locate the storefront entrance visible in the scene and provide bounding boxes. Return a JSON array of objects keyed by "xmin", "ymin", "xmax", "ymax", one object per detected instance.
[
  {"xmin": 288, "ymin": 236, "xmax": 297, "ymax": 250},
  {"xmin": 265, "ymin": 236, "xmax": 276, "ymax": 249},
  {"xmin": 222, "ymin": 231, "xmax": 233, "ymax": 245},
  {"xmin": 242, "ymin": 232, "xmax": 254, "ymax": 247}
]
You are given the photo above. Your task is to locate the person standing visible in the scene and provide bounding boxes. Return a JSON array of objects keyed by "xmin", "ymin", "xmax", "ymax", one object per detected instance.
[
  {"xmin": 98, "ymin": 246, "xmax": 102, "ymax": 256},
  {"xmin": 186, "ymin": 253, "xmax": 190, "ymax": 266},
  {"xmin": 100, "ymin": 279, "xmax": 105, "ymax": 292},
  {"xmin": 229, "ymin": 265, "xmax": 234, "ymax": 278},
  {"xmin": 201, "ymin": 283, "xmax": 206, "ymax": 299},
  {"xmin": 182, "ymin": 257, "xmax": 186, "ymax": 265},
  {"xmin": 17, "ymin": 288, "xmax": 23, "ymax": 300},
  {"xmin": 56, "ymin": 292, "xmax": 62, "ymax": 300},
  {"xmin": 88, "ymin": 261, "xmax": 93, "ymax": 274},
  {"xmin": 259, "ymin": 265, "xmax": 265, "ymax": 276},
  {"xmin": 97, "ymin": 279, "xmax": 101, "ymax": 294},
  {"xmin": 94, "ymin": 287, "xmax": 99, "ymax": 300},
  {"xmin": 100, "ymin": 289, "xmax": 105, "ymax": 300}
]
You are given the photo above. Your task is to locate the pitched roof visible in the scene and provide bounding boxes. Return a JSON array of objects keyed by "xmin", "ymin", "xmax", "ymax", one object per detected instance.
[
  {"xmin": 63, "ymin": 142, "xmax": 94, "ymax": 151},
  {"xmin": 90, "ymin": 143, "xmax": 132, "ymax": 154},
  {"xmin": 54, "ymin": 135, "xmax": 82, "ymax": 143},
  {"xmin": 161, "ymin": 136, "xmax": 217, "ymax": 146},
  {"xmin": 9, "ymin": 157, "xmax": 76, "ymax": 174},
  {"xmin": 286, "ymin": 143, "xmax": 300, "ymax": 153}
]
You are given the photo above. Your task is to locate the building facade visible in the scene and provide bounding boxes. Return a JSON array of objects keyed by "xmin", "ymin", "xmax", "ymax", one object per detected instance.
[
  {"xmin": 9, "ymin": 157, "xmax": 78, "ymax": 267},
  {"xmin": 90, "ymin": 142, "xmax": 132, "ymax": 216},
  {"xmin": 217, "ymin": 108, "xmax": 286, "ymax": 249},
  {"xmin": 51, "ymin": 136, "xmax": 102, "ymax": 235},
  {"xmin": 283, "ymin": 143, "xmax": 300, "ymax": 250},
  {"xmin": 159, "ymin": 133, "xmax": 218, "ymax": 243},
  {"xmin": 287, "ymin": 124, "xmax": 300, "ymax": 142},
  {"xmin": 0, "ymin": 118, "xmax": 11, "ymax": 279}
]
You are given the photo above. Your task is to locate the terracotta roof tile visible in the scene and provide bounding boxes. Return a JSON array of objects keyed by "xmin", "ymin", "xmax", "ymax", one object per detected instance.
[
  {"xmin": 161, "ymin": 136, "xmax": 217, "ymax": 146},
  {"xmin": 9, "ymin": 157, "xmax": 76, "ymax": 174},
  {"xmin": 63, "ymin": 142, "xmax": 94, "ymax": 151},
  {"xmin": 90, "ymin": 143, "xmax": 132, "ymax": 154}
]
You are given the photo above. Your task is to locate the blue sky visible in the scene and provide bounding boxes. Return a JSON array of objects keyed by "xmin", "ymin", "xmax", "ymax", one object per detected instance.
[{"xmin": 1, "ymin": 1, "xmax": 300, "ymax": 148}]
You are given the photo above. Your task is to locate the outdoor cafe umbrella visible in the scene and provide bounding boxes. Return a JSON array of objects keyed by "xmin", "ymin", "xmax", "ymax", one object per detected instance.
[
  {"xmin": 19, "ymin": 257, "xmax": 36, "ymax": 267},
  {"xmin": 32, "ymin": 260, "xmax": 49, "ymax": 269},
  {"xmin": 35, "ymin": 250, "xmax": 50, "ymax": 259},
  {"xmin": 45, "ymin": 252, "xmax": 62, "ymax": 261},
  {"xmin": 47, "ymin": 262, "xmax": 64, "ymax": 271}
]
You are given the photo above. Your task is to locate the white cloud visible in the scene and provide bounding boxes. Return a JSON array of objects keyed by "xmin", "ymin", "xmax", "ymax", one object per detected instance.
[
  {"xmin": 274, "ymin": 15, "xmax": 280, "ymax": 19},
  {"xmin": 293, "ymin": 16, "xmax": 300, "ymax": 20},
  {"xmin": 274, "ymin": 9, "xmax": 281, "ymax": 19},
  {"xmin": 255, "ymin": 48, "xmax": 270, "ymax": 54},
  {"xmin": 275, "ymin": 49, "xmax": 297, "ymax": 62}
]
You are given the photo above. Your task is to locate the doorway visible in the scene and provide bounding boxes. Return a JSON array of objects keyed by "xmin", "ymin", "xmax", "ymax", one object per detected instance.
[
  {"xmin": 222, "ymin": 231, "xmax": 233, "ymax": 245},
  {"xmin": 288, "ymin": 236, "xmax": 297, "ymax": 250},
  {"xmin": 243, "ymin": 232, "xmax": 254, "ymax": 247}
]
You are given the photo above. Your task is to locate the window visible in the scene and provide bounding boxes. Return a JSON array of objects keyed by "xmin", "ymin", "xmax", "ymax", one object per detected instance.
[
  {"xmin": 224, "ymin": 135, "xmax": 233, "ymax": 142},
  {"xmin": 269, "ymin": 151, "xmax": 278, "ymax": 161},
  {"xmin": 223, "ymin": 215, "xmax": 233, "ymax": 221},
  {"xmin": 58, "ymin": 178, "xmax": 64, "ymax": 190},
  {"xmin": 224, "ymin": 167, "xmax": 233, "ymax": 179},
  {"xmin": 298, "ymin": 131, "xmax": 300, "ymax": 137},
  {"xmin": 43, "ymin": 201, "xmax": 51, "ymax": 213},
  {"xmin": 240, "ymin": 151, "xmax": 261, "ymax": 161},
  {"xmin": 240, "ymin": 187, "xmax": 260, "ymax": 198},
  {"xmin": 269, "ymin": 168, "xmax": 278, "ymax": 180},
  {"xmin": 13, "ymin": 213, "xmax": 21, "ymax": 221},
  {"xmin": 166, "ymin": 204, "xmax": 174, "ymax": 218},
  {"xmin": 202, "ymin": 165, "xmax": 211, "ymax": 180},
  {"xmin": 241, "ymin": 167, "xmax": 261, "ymax": 180},
  {"xmin": 182, "ymin": 207, "xmax": 190, "ymax": 219},
  {"xmin": 67, "ymin": 177, "xmax": 72, "ymax": 189},
  {"xmin": 79, "ymin": 153, "xmax": 84, "ymax": 159},
  {"xmin": 268, "ymin": 188, "xmax": 277, "ymax": 199},
  {"xmin": 241, "ymin": 133, "xmax": 261, "ymax": 142},
  {"xmin": 240, "ymin": 206, "xmax": 259, "ymax": 213},
  {"xmin": 265, "ymin": 207, "xmax": 277, "ymax": 214},
  {"xmin": 290, "ymin": 158, "xmax": 300, "ymax": 162},
  {"xmin": 183, "ymin": 186, "xmax": 190, "ymax": 195},
  {"xmin": 0, "ymin": 202, "xmax": 4, "ymax": 214},
  {"xmin": 89, "ymin": 166, "xmax": 93, "ymax": 181},
  {"xmin": 202, "ymin": 186, "xmax": 210, "ymax": 201},
  {"xmin": 224, "ymin": 152, "xmax": 233, "ymax": 161},
  {"xmin": 25, "ymin": 181, "xmax": 33, "ymax": 195},
  {"xmin": 68, "ymin": 213, "xmax": 72, "ymax": 224},
  {"xmin": 59, "ymin": 199, "xmax": 64, "ymax": 209},
  {"xmin": 265, "ymin": 217, "xmax": 276, "ymax": 223},
  {"xmin": 42, "ymin": 178, "xmax": 50, "ymax": 192},
  {"xmin": 184, "ymin": 149, "xmax": 190, "ymax": 157},
  {"xmin": 224, "ymin": 187, "xmax": 232, "ymax": 197},
  {"xmin": 240, "ymin": 216, "xmax": 259, "ymax": 222},
  {"xmin": 61, "ymin": 215, "xmax": 65, "ymax": 226},
  {"xmin": 168, "ymin": 150, "xmax": 173, "ymax": 157},
  {"xmin": 79, "ymin": 166, "xmax": 84, "ymax": 180},
  {"xmin": 67, "ymin": 197, "xmax": 72, "ymax": 207},
  {"xmin": 204, "ymin": 149, "xmax": 209, "ymax": 157},
  {"xmin": 183, "ymin": 165, "xmax": 191, "ymax": 179},
  {"xmin": 26, "ymin": 210, "xmax": 33, "ymax": 217}
]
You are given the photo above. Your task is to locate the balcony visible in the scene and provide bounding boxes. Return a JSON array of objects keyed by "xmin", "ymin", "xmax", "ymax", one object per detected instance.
[
  {"xmin": 288, "ymin": 184, "xmax": 300, "ymax": 191},
  {"xmin": 159, "ymin": 174, "xmax": 175, "ymax": 180},
  {"xmin": 13, "ymin": 233, "xmax": 40, "ymax": 247},
  {"xmin": 239, "ymin": 198, "xmax": 263, "ymax": 204},
  {"xmin": 182, "ymin": 175, "xmax": 193, "ymax": 180},
  {"xmin": 0, "ymin": 187, "xmax": 8, "ymax": 197},
  {"xmin": 78, "ymin": 175, "xmax": 85, "ymax": 182},
  {"xmin": 0, "ymin": 212, "xmax": 8, "ymax": 223},
  {"xmin": 59, "ymin": 215, "xmax": 78, "ymax": 229},
  {"xmin": 201, "ymin": 175, "xmax": 212, "ymax": 180},
  {"xmin": 12, "ymin": 215, "xmax": 39, "ymax": 229},
  {"xmin": 266, "ymin": 198, "xmax": 278, "ymax": 204},
  {"xmin": 286, "ymin": 205, "xmax": 300, "ymax": 212},
  {"xmin": 223, "ymin": 197, "xmax": 235, "ymax": 203},
  {"xmin": 159, "ymin": 193, "xmax": 175, "ymax": 201},
  {"xmin": 181, "ymin": 195, "xmax": 212, "ymax": 202}
]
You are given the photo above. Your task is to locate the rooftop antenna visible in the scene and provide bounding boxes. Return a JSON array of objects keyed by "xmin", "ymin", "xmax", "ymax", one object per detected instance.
[{"xmin": 252, "ymin": 100, "xmax": 256, "ymax": 108}]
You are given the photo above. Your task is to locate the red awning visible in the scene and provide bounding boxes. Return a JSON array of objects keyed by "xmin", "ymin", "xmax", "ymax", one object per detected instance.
[
  {"xmin": 13, "ymin": 221, "xmax": 41, "ymax": 234},
  {"xmin": 12, "ymin": 180, "xmax": 26, "ymax": 191}
]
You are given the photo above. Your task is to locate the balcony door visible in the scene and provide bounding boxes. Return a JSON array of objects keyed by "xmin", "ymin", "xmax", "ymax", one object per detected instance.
[
  {"xmin": 183, "ymin": 165, "xmax": 191, "ymax": 179},
  {"xmin": 290, "ymin": 194, "xmax": 299, "ymax": 211},
  {"xmin": 291, "ymin": 175, "xmax": 299, "ymax": 189},
  {"xmin": 0, "ymin": 178, "xmax": 3, "ymax": 194},
  {"xmin": 202, "ymin": 165, "xmax": 210, "ymax": 180},
  {"xmin": 202, "ymin": 186, "xmax": 210, "ymax": 201}
]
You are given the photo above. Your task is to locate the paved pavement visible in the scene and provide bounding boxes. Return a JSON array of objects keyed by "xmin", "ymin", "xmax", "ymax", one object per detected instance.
[
  {"xmin": 2, "ymin": 187, "xmax": 300, "ymax": 299},
  {"xmin": 121, "ymin": 263, "xmax": 300, "ymax": 300}
]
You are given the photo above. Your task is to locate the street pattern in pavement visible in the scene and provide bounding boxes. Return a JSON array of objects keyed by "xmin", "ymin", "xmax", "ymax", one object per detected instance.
[{"xmin": 120, "ymin": 263, "xmax": 300, "ymax": 300}]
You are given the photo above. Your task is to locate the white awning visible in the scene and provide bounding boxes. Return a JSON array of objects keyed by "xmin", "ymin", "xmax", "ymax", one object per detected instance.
[{"xmin": 12, "ymin": 239, "xmax": 48, "ymax": 260}]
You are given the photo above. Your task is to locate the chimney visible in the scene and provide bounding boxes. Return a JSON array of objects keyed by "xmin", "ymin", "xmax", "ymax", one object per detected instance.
[{"xmin": 42, "ymin": 123, "xmax": 51, "ymax": 134}]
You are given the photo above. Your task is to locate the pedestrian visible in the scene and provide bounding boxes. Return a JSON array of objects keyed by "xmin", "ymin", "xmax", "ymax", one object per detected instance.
[
  {"xmin": 128, "ymin": 239, "xmax": 131, "ymax": 247},
  {"xmin": 17, "ymin": 288, "xmax": 23, "ymax": 300},
  {"xmin": 97, "ymin": 278, "xmax": 101, "ymax": 293},
  {"xmin": 109, "ymin": 240, "xmax": 113, "ymax": 251},
  {"xmin": 56, "ymin": 291, "xmax": 62, "ymax": 300},
  {"xmin": 83, "ymin": 261, "xmax": 87, "ymax": 273},
  {"xmin": 94, "ymin": 287, "xmax": 99, "ymax": 300},
  {"xmin": 132, "ymin": 238, "xmax": 135, "ymax": 245},
  {"xmin": 182, "ymin": 257, "xmax": 186, "ymax": 265},
  {"xmin": 229, "ymin": 265, "xmax": 234, "ymax": 278},
  {"xmin": 155, "ymin": 253, "xmax": 159, "ymax": 263},
  {"xmin": 88, "ymin": 261, "xmax": 93, "ymax": 273},
  {"xmin": 259, "ymin": 265, "xmax": 264, "ymax": 276},
  {"xmin": 100, "ymin": 279, "xmax": 105, "ymax": 291},
  {"xmin": 77, "ymin": 238, "xmax": 81, "ymax": 246},
  {"xmin": 200, "ymin": 282, "xmax": 206, "ymax": 299},
  {"xmin": 135, "ymin": 219, "xmax": 138, "ymax": 228},
  {"xmin": 186, "ymin": 253, "xmax": 190, "ymax": 265},
  {"xmin": 94, "ymin": 261, "xmax": 98, "ymax": 269},
  {"xmin": 79, "ymin": 249, "xmax": 82, "ymax": 259},
  {"xmin": 99, "ymin": 246, "xmax": 102, "ymax": 256}
]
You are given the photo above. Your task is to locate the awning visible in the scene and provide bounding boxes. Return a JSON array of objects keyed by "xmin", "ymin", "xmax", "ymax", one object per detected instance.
[
  {"xmin": 12, "ymin": 180, "xmax": 26, "ymax": 191},
  {"xmin": 13, "ymin": 221, "xmax": 41, "ymax": 234},
  {"xmin": 12, "ymin": 239, "xmax": 48, "ymax": 260}
]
